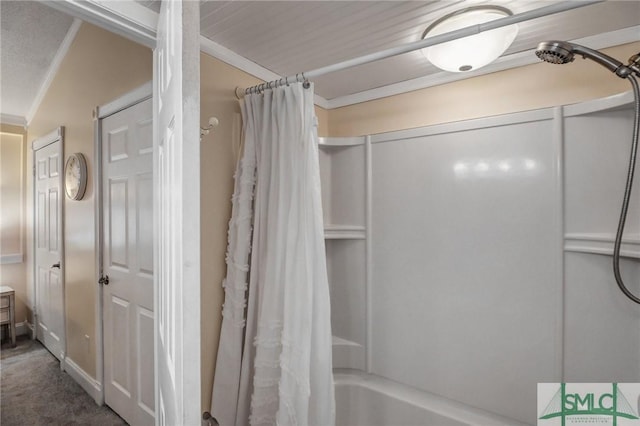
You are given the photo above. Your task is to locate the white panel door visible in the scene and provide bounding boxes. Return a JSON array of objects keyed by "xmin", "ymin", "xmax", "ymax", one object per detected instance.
[
  {"xmin": 102, "ymin": 98, "xmax": 155, "ymax": 426},
  {"xmin": 154, "ymin": 1, "xmax": 201, "ymax": 425},
  {"xmin": 34, "ymin": 135, "xmax": 65, "ymax": 360}
]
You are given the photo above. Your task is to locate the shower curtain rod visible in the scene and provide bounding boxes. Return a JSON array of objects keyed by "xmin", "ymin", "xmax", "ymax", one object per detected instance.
[{"xmin": 239, "ymin": 0, "xmax": 603, "ymax": 96}]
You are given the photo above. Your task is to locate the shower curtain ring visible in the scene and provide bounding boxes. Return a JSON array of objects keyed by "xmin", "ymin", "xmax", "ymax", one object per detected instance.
[{"xmin": 302, "ymin": 73, "xmax": 310, "ymax": 89}]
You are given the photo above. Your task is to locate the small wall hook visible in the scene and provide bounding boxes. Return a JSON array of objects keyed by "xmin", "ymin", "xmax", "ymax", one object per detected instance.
[{"xmin": 201, "ymin": 116, "xmax": 220, "ymax": 140}]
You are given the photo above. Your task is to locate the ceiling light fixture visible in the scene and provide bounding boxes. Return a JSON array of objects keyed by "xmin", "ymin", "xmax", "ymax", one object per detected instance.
[{"xmin": 421, "ymin": 5, "xmax": 519, "ymax": 73}]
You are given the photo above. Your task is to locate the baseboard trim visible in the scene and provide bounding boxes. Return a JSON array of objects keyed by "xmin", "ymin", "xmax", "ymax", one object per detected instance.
[
  {"xmin": 64, "ymin": 357, "xmax": 103, "ymax": 405},
  {"xmin": 26, "ymin": 321, "xmax": 35, "ymax": 339},
  {"xmin": 15, "ymin": 321, "xmax": 30, "ymax": 337},
  {"xmin": 1, "ymin": 321, "xmax": 31, "ymax": 339}
]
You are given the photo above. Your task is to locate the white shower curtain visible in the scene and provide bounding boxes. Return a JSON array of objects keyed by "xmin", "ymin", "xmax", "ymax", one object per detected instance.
[{"xmin": 211, "ymin": 82, "xmax": 335, "ymax": 426}]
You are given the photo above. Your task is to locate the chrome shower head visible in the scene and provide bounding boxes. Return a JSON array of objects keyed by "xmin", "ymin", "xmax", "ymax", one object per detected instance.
[
  {"xmin": 535, "ymin": 40, "xmax": 633, "ymax": 78},
  {"xmin": 535, "ymin": 41, "xmax": 575, "ymax": 65}
]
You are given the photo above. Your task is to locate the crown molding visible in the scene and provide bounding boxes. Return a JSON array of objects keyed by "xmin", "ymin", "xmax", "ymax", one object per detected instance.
[
  {"xmin": 25, "ymin": 19, "xmax": 82, "ymax": 126},
  {"xmin": 314, "ymin": 94, "xmax": 330, "ymax": 110},
  {"xmin": 571, "ymin": 24, "xmax": 640, "ymax": 50},
  {"xmin": 0, "ymin": 113, "xmax": 27, "ymax": 127}
]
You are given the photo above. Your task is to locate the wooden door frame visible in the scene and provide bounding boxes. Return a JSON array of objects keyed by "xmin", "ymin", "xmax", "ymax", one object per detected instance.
[
  {"xmin": 31, "ymin": 127, "xmax": 66, "ymax": 360},
  {"xmin": 94, "ymin": 82, "xmax": 153, "ymax": 406}
]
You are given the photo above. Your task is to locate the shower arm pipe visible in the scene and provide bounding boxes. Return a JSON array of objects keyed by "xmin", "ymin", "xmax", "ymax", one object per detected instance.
[{"xmin": 240, "ymin": 0, "xmax": 603, "ymax": 95}]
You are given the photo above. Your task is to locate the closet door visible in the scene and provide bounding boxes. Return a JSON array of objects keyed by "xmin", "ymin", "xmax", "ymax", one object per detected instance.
[{"xmin": 102, "ymin": 98, "xmax": 154, "ymax": 426}]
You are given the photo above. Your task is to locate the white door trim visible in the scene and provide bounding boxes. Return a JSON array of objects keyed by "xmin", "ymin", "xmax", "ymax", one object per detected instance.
[
  {"xmin": 44, "ymin": 0, "xmax": 157, "ymax": 49},
  {"xmin": 31, "ymin": 127, "xmax": 66, "ymax": 357},
  {"xmin": 154, "ymin": 2, "xmax": 202, "ymax": 423},
  {"xmin": 94, "ymin": 83, "xmax": 153, "ymax": 406},
  {"xmin": 32, "ymin": 127, "xmax": 64, "ymax": 151},
  {"xmin": 98, "ymin": 81, "xmax": 153, "ymax": 120}
]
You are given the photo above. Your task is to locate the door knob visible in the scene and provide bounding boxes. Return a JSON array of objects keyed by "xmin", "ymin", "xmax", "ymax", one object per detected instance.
[
  {"xmin": 99, "ymin": 275, "xmax": 110, "ymax": 286},
  {"xmin": 51, "ymin": 262, "xmax": 60, "ymax": 269}
]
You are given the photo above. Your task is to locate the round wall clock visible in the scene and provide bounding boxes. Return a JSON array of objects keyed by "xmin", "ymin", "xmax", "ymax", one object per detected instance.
[{"xmin": 64, "ymin": 153, "xmax": 88, "ymax": 200}]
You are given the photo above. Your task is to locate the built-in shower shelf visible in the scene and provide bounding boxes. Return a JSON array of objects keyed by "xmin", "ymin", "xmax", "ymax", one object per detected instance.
[
  {"xmin": 564, "ymin": 233, "xmax": 640, "ymax": 259},
  {"xmin": 319, "ymin": 136, "xmax": 365, "ymax": 147},
  {"xmin": 332, "ymin": 335, "xmax": 365, "ymax": 370},
  {"xmin": 324, "ymin": 225, "xmax": 366, "ymax": 240}
]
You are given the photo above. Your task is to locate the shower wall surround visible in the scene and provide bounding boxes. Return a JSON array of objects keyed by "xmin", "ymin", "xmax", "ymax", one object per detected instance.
[
  {"xmin": 319, "ymin": 91, "xmax": 640, "ymax": 425},
  {"xmin": 562, "ymin": 97, "xmax": 640, "ymax": 381}
]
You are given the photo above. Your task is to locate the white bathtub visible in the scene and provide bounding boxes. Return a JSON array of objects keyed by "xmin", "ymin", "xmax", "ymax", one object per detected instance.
[{"xmin": 334, "ymin": 371, "xmax": 530, "ymax": 426}]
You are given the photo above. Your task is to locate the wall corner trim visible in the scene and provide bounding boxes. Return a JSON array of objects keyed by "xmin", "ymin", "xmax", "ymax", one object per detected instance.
[{"xmin": 64, "ymin": 357, "xmax": 103, "ymax": 406}]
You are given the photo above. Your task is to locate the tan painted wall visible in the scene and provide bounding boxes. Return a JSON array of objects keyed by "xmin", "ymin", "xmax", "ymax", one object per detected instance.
[
  {"xmin": 316, "ymin": 105, "xmax": 329, "ymax": 136},
  {"xmin": 0, "ymin": 124, "xmax": 28, "ymax": 327},
  {"xmin": 328, "ymin": 42, "xmax": 640, "ymax": 136},
  {"xmin": 28, "ymin": 23, "xmax": 152, "ymax": 377},
  {"xmin": 199, "ymin": 52, "xmax": 257, "ymax": 413}
]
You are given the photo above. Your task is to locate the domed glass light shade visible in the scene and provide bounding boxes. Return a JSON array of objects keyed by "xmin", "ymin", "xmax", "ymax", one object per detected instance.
[{"xmin": 422, "ymin": 6, "xmax": 518, "ymax": 73}]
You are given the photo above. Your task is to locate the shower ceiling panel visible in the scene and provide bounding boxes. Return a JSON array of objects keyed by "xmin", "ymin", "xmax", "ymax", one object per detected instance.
[{"xmin": 183, "ymin": 0, "xmax": 639, "ymax": 100}]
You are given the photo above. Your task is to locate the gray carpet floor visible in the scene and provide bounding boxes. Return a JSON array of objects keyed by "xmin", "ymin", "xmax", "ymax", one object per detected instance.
[{"xmin": 1, "ymin": 336, "xmax": 128, "ymax": 426}]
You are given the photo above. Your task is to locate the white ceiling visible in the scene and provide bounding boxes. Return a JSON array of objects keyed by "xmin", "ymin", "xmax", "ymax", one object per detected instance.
[
  {"xmin": 0, "ymin": 1, "xmax": 74, "ymax": 123},
  {"xmin": 184, "ymin": 0, "xmax": 639, "ymax": 100},
  {"xmin": 1, "ymin": 1, "xmax": 639, "ymax": 125}
]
